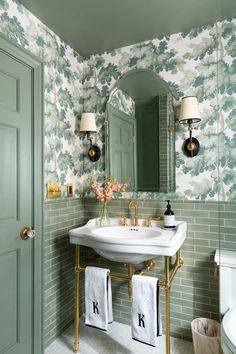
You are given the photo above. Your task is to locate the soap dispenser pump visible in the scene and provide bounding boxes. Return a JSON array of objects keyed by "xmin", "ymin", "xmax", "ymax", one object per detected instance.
[{"xmin": 164, "ymin": 200, "xmax": 175, "ymax": 229}]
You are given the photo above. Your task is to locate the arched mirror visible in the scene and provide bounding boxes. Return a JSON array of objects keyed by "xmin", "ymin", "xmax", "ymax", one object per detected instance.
[{"xmin": 106, "ymin": 69, "xmax": 176, "ymax": 193}]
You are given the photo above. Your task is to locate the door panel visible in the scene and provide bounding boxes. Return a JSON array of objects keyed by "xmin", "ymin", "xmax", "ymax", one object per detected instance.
[
  {"xmin": 0, "ymin": 125, "xmax": 18, "ymax": 221},
  {"xmin": 0, "ymin": 250, "xmax": 18, "ymax": 352},
  {"xmin": 109, "ymin": 106, "xmax": 136, "ymax": 188},
  {"xmin": 0, "ymin": 50, "xmax": 33, "ymax": 354},
  {"xmin": 0, "ymin": 70, "xmax": 18, "ymax": 111}
]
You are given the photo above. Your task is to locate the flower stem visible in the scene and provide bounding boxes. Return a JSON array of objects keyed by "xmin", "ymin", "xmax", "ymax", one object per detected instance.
[{"xmin": 99, "ymin": 201, "xmax": 107, "ymax": 225}]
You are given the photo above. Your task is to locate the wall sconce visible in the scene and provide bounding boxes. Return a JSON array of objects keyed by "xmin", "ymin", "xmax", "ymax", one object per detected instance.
[
  {"xmin": 80, "ymin": 112, "xmax": 101, "ymax": 162},
  {"xmin": 179, "ymin": 96, "xmax": 201, "ymax": 157}
]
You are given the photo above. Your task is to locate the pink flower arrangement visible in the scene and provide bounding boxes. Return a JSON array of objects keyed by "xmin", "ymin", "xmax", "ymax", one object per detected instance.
[
  {"xmin": 91, "ymin": 177, "xmax": 128, "ymax": 225},
  {"xmin": 91, "ymin": 177, "xmax": 128, "ymax": 202}
]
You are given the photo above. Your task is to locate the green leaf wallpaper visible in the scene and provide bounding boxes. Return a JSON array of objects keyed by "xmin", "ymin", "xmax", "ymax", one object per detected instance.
[
  {"xmin": 109, "ymin": 88, "xmax": 135, "ymax": 116},
  {"xmin": 0, "ymin": 0, "xmax": 85, "ymax": 197},
  {"xmin": 83, "ymin": 21, "xmax": 236, "ymax": 201},
  {"xmin": 0, "ymin": 0, "xmax": 235, "ymax": 201}
]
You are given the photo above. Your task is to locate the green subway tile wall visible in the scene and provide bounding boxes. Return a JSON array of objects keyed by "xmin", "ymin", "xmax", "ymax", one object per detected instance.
[{"xmin": 44, "ymin": 198, "xmax": 84, "ymax": 348}]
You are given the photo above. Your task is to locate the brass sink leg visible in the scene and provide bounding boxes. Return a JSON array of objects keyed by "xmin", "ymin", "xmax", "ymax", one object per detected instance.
[
  {"xmin": 165, "ymin": 256, "xmax": 171, "ymax": 354},
  {"xmin": 159, "ymin": 251, "xmax": 183, "ymax": 354},
  {"xmin": 128, "ymin": 264, "xmax": 133, "ymax": 298},
  {"xmin": 74, "ymin": 245, "xmax": 80, "ymax": 352}
]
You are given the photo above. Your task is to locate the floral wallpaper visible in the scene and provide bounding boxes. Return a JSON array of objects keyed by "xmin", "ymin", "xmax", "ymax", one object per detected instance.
[
  {"xmin": 0, "ymin": 0, "xmax": 85, "ymax": 197},
  {"xmin": 83, "ymin": 19, "xmax": 236, "ymax": 202},
  {"xmin": 109, "ymin": 88, "xmax": 135, "ymax": 116},
  {"xmin": 0, "ymin": 0, "xmax": 235, "ymax": 201}
]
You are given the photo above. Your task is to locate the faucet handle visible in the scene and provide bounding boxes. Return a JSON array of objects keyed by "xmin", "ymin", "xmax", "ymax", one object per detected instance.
[
  {"xmin": 115, "ymin": 214, "xmax": 128, "ymax": 226},
  {"xmin": 122, "ymin": 217, "xmax": 128, "ymax": 226},
  {"xmin": 146, "ymin": 215, "xmax": 161, "ymax": 227}
]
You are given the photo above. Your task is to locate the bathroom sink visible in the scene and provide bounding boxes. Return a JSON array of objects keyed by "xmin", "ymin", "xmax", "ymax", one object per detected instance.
[
  {"xmin": 92, "ymin": 226, "xmax": 161, "ymax": 239},
  {"xmin": 69, "ymin": 218, "xmax": 187, "ymax": 264}
]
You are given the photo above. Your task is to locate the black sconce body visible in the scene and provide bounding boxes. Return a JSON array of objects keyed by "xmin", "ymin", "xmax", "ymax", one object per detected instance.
[
  {"xmin": 88, "ymin": 142, "xmax": 101, "ymax": 162},
  {"xmin": 182, "ymin": 136, "xmax": 200, "ymax": 157}
]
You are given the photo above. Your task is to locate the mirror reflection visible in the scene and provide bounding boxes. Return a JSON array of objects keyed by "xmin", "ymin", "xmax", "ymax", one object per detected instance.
[{"xmin": 106, "ymin": 69, "xmax": 176, "ymax": 193}]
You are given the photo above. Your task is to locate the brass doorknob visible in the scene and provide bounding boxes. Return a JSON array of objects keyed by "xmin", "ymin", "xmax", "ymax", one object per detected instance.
[{"xmin": 20, "ymin": 227, "xmax": 36, "ymax": 240}]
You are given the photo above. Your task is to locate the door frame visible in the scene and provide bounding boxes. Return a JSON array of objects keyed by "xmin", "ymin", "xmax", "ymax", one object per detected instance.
[{"xmin": 0, "ymin": 34, "xmax": 44, "ymax": 354}]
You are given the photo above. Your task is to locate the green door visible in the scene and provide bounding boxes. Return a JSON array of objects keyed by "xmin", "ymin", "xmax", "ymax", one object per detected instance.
[
  {"xmin": 108, "ymin": 106, "xmax": 136, "ymax": 189},
  {"xmin": 0, "ymin": 50, "xmax": 33, "ymax": 354}
]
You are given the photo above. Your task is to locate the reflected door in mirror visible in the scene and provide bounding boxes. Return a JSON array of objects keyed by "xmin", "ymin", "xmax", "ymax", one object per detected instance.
[{"xmin": 108, "ymin": 105, "xmax": 136, "ymax": 189}]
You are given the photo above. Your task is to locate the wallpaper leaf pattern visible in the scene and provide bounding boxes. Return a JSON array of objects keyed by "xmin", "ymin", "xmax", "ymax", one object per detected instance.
[
  {"xmin": 83, "ymin": 20, "xmax": 236, "ymax": 201},
  {"xmin": 0, "ymin": 0, "xmax": 85, "ymax": 198},
  {"xmin": 0, "ymin": 0, "xmax": 235, "ymax": 201},
  {"xmin": 109, "ymin": 88, "xmax": 135, "ymax": 116}
]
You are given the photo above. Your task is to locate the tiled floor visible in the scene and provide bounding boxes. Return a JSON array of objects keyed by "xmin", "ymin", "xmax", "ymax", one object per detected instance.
[{"xmin": 45, "ymin": 320, "xmax": 194, "ymax": 354}]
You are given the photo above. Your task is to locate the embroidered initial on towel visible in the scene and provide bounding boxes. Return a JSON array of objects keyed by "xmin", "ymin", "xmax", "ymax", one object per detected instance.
[
  {"xmin": 92, "ymin": 301, "xmax": 99, "ymax": 314},
  {"xmin": 138, "ymin": 313, "xmax": 145, "ymax": 328}
]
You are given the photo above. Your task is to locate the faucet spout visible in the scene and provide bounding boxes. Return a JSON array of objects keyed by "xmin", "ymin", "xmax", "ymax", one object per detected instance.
[{"xmin": 128, "ymin": 200, "xmax": 139, "ymax": 226}]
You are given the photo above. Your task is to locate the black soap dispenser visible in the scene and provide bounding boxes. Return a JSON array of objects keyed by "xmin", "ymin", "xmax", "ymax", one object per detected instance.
[{"xmin": 164, "ymin": 200, "xmax": 175, "ymax": 228}]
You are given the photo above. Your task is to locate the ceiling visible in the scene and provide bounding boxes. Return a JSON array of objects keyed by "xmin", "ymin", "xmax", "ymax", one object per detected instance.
[{"xmin": 19, "ymin": 0, "xmax": 236, "ymax": 57}]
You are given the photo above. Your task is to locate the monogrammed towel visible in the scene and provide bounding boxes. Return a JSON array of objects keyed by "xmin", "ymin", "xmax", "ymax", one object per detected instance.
[
  {"xmin": 85, "ymin": 266, "xmax": 113, "ymax": 330},
  {"xmin": 131, "ymin": 274, "xmax": 162, "ymax": 346}
]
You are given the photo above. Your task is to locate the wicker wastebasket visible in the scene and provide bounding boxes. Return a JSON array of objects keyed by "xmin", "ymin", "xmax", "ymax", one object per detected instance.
[{"xmin": 191, "ymin": 318, "xmax": 221, "ymax": 354}]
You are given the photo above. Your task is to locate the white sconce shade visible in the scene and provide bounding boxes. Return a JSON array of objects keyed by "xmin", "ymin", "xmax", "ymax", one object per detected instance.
[
  {"xmin": 179, "ymin": 96, "xmax": 201, "ymax": 124},
  {"xmin": 80, "ymin": 112, "xmax": 97, "ymax": 132},
  {"xmin": 178, "ymin": 96, "xmax": 201, "ymax": 158}
]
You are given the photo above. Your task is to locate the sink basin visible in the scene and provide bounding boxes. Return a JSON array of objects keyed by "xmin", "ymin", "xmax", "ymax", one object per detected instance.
[
  {"xmin": 69, "ymin": 218, "xmax": 187, "ymax": 264},
  {"xmin": 92, "ymin": 226, "xmax": 161, "ymax": 239}
]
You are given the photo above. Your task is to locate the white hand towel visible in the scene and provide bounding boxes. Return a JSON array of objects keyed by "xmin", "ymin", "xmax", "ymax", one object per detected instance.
[
  {"xmin": 131, "ymin": 274, "xmax": 162, "ymax": 346},
  {"xmin": 85, "ymin": 266, "xmax": 113, "ymax": 330}
]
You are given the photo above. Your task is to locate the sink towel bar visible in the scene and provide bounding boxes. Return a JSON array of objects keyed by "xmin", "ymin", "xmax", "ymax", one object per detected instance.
[{"xmin": 73, "ymin": 245, "xmax": 183, "ymax": 354}]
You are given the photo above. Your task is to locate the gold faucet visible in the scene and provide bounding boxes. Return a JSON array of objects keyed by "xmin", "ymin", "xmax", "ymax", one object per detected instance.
[{"xmin": 128, "ymin": 200, "xmax": 139, "ymax": 226}]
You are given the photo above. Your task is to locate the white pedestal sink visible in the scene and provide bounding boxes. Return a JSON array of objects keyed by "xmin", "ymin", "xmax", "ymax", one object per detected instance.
[{"xmin": 69, "ymin": 218, "xmax": 187, "ymax": 264}]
